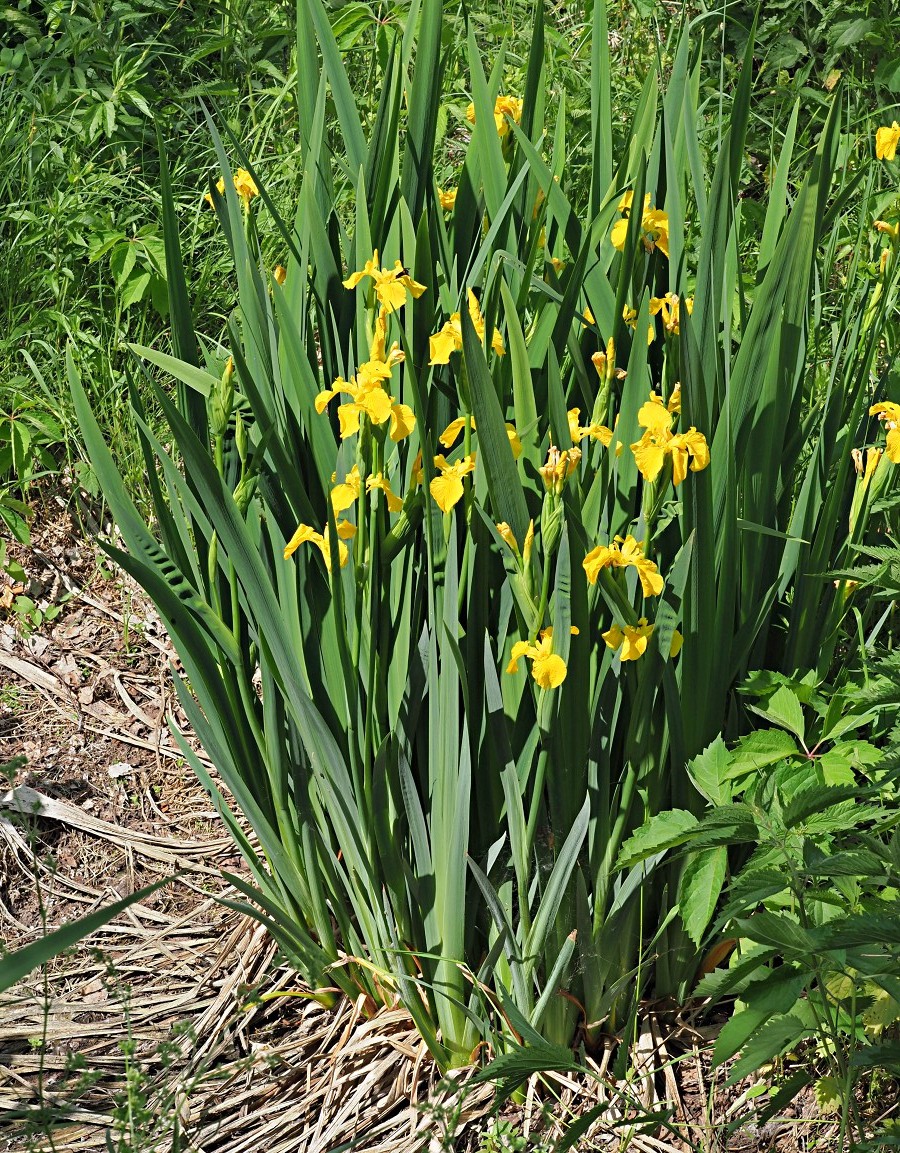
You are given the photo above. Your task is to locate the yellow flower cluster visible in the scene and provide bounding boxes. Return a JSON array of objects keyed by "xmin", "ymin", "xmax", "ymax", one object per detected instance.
[
  {"xmin": 342, "ymin": 250, "xmax": 426, "ymax": 313},
  {"xmin": 466, "ymin": 95, "xmax": 523, "ymax": 138},
  {"xmin": 507, "ymin": 626, "xmax": 578, "ymax": 689},
  {"xmin": 603, "ymin": 619, "xmax": 682, "ymax": 662},
  {"xmin": 631, "ymin": 393, "xmax": 709, "ymax": 486},
  {"xmin": 611, "ymin": 192, "xmax": 669, "ymax": 258},
  {"xmin": 539, "ymin": 445, "xmax": 581, "ymax": 494},
  {"xmin": 204, "ymin": 167, "xmax": 259, "ymax": 209},
  {"xmin": 284, "ymin": 520, "xmax": 356, "ymax": 571},
  {"xmin": 429, "ymin": 291, "xmax": 505, "ymax": 364},
  {"xmin": 315, "ymin": 310, "xmax": 415, "ymax": 442},
  {"xmin": 284, "ymin": 252, "xmax": 424, "ymax": 569},
  {"xmin": 429, "ymin": 453, "xmax": 477, "ymax": 513},
  {"xmin": 650, "ymin": 293, "xmax": 693, "ymax": 334},
  {"xmin": 583, "ymin": 534, "xmax": 664, "ymax": 598}
]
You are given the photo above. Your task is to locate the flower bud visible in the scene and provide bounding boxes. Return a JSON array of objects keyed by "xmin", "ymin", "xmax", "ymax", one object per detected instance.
[
  {"xmin": 235, "ymin": 412, "xmax": 248, "ymax": 465},
  {"xmin": 211, "ymin": 356, "xmax": 235, "ymax": 439},
  {"xmin": 541, "ymin": 497, "xmax": 565, "ymax": 558}
]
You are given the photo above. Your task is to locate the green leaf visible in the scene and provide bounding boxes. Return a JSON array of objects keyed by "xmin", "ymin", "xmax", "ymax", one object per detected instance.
[
  {"xmin": 119, "ymin": 271, "xmax": 151, "ymax": 309},
  {"xmin": 463, "ymin": 304, "xmax": 529, "ymax": 544},
  {"xmin": 748, "ymin": 686, "xmax": 806, "ymax": 744},
  {"xmin": 727, "ymin": 1014, "xmax": 811, "ymax": 1085},
  {"xmin": 616, "ymin": 810, "xmax": 699, "ymax": 871},
  {"xmin": 679, "ymin": 847, "xmax": 727, "ymax": 946},
  {"xmin": 129, "ymin": 344, "xmax": 220, "ymax": 399},
  {"xmin": 733, "ymin": 911, "xmax": 817, "ymax": 955},
  {"xmin": 713, "ymin": 966, "xmax": 805, "ymax": 1066},
  {"xmin": 726, "ymin": 728, "xmax": 800, "ymax": 779},
  {"xmin": 687, "ymin": 736, "xmax": 732, "ymax": 805}
]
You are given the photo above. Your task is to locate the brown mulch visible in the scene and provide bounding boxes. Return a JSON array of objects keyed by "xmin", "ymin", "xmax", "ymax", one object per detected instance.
[{"xmin": 0, "ymin": 490, "xmax": 862, "ymax": 1152}]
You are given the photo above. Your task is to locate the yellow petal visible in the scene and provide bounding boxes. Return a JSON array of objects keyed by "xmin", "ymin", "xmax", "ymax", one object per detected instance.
[
  {"xmin": 532, "ymin": 652, "xmax": 567, "ymax": 689},
  {"xmin": 583, "ymin": 544, "xmax": 614, "ymax": 584},
  {"xmin": 505, "ymin": 423, "xmax": 522, "ymax": 458},
  {"xmin": 331, "ymin": 465, "xmax": 361, "ymax": 513},
  {"xmin": 439, "ymin": 417, "xmax": 468, "ymax": 448},
  {"xmin": 602, "ymin": 623, "xmax": 624, "ymax": 651},
  {"xmin": 876, "ymin": 123, "xmax": 900, "ymax": 162},
  {"xmin": 631, "ymin": 436, "xmax": 666, "ymax": 483},
  {"xmin": 430, "ymin": 473, "xmax": 465, "ymax": 513},
  {"xmin": 357, "ymin": 385, "xmax": 394, "ymax": 426},
  {"xmin": 315, "ymin": 386, "xmax": 341, "ymax": 414},
  {"xmin": 670, "ymin": 442, "xmax": 689, "ymax": 487},
  {"xmin": 429, "ymin": 322, "xmax": 461, "ymax": 365},
  {"xmin": 670, "ymin": 630, "xmax": 683, "ymax": 658},
  {"xmin": 610, "ymin": 217, "xmax": 629, "ymax": 251},
  {"xmin": 496, "ymin": 522, "xmax": 519, "ymax": 555},
  {"xmin": 635, "ymin": 560, "xmax": 664, "ymax": 598},
  {"xmin": 367, "ymin": 473, "xmax": 403, "ymax": 512},
  {"xmin": 637, "ymin": 398, "xmax": 672, "ymax": 434},
  {"xmin": 399, "ymin": 271, "xmax": 427, "ymax": 299},
  {"xmin": 871, "ymin": 401, "xmax": 900, "ymax": 423},
  {"xmin": 620, "ymin": 623, "xmax": 652, "ymax": 661},
  {"xmin": 284, "ymin": 523, "xmax": 321, "ymax": 560},
  {"xmin": 337, "ymin": 403, "xmax": 361, "ymax": 439},
  {"xmin": 376, "ymin": 278, "xmax": 410, "ymax": 313},
  {"xmin": 389, "ymin": 402, "xmax": 416, "ymax": 442}
]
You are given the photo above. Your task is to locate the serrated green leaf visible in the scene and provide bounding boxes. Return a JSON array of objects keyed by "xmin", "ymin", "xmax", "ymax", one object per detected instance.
[
  {"xmin": 679, "ymin": 847, "xmax": 727, "ymax": 946},
  {"xmin": 616, "ymin": 810, "xmax": 699, "ymax": 871}
]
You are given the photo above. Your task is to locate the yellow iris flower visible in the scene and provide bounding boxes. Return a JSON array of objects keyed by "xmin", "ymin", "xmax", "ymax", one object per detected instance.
[
  {"xmin": 567, "ymin": 408, "xmax": 615, "ymax": 447},
  {"xmin": 331, "ymin": 464, "xmax": 361, "ymax": 513},
  {"xmin": 429, "ymin": 291, "xmax": 506, "ymax": 364},
  {"xmin": 430, "ymin": 453, "xmax": 477, "ymax": 512},
  {"xmin": 871, "ymin": 402, "xmax": 900, "ymax": 462},
  {"xmin": 623, "ymin": 304, "xmax": 655, "ymax": 346},
  {"xmin": 283, "ymin": 520, "xmax": 357, "ymax": 570},
  {"xmin": 506, "ymin": 626, "xmax": 577, "ymax": 689},
  {"xmin": 466, "ymin": 95, "xmax": 523, "ymax": 137},
  {"xmin": 316, "ymin": 367, "xmax": 415, "ymax": 442},
  {"xmin": 205, "ymin": 167, "xmax": 259, "ymax": 208},
  {"xmin": 630, "ymin": 394, "xmax": 710, "ymax": 485},
  {"xmin": 582, "ymin": 534, "xmax": 664, "ymax": 598},
  {"xmin": 876, "ymin": 122, "xmax": 900, "ymax": 162},
  {"xmin": 602, "ymin": 619, "xmax": 683, "ymax": 662},
  {"xmin": 315, "ymin": 310, "xmax": 415, "ymax": 442},
  {"xmin": 611, "ymin": 191, "xmax": 670, "ymax": 258},
  {"xmin": 649, "ymin": 293, "xmax": 693, "ymax": 334},
  {"xmin": 602, "ymin": 619, "xmax": 654, "ymax": 661},
  {"xmin": 438, "ymin": 187, "xmax": 457, "ymax": 211},
  {"xmin": 439, "ymin": 415, "xmax": 522, "ymax": 458},
  {"xmin": 366, "ymin": 472, "xmax": 404, "ymax": 512},
  {"xmin": 343, "ymin": 250, "xmax": 426, "ymax": 313},
  {"xmin": 539, "ymin": 444, "xmax": 581, "ymax": 494}
]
